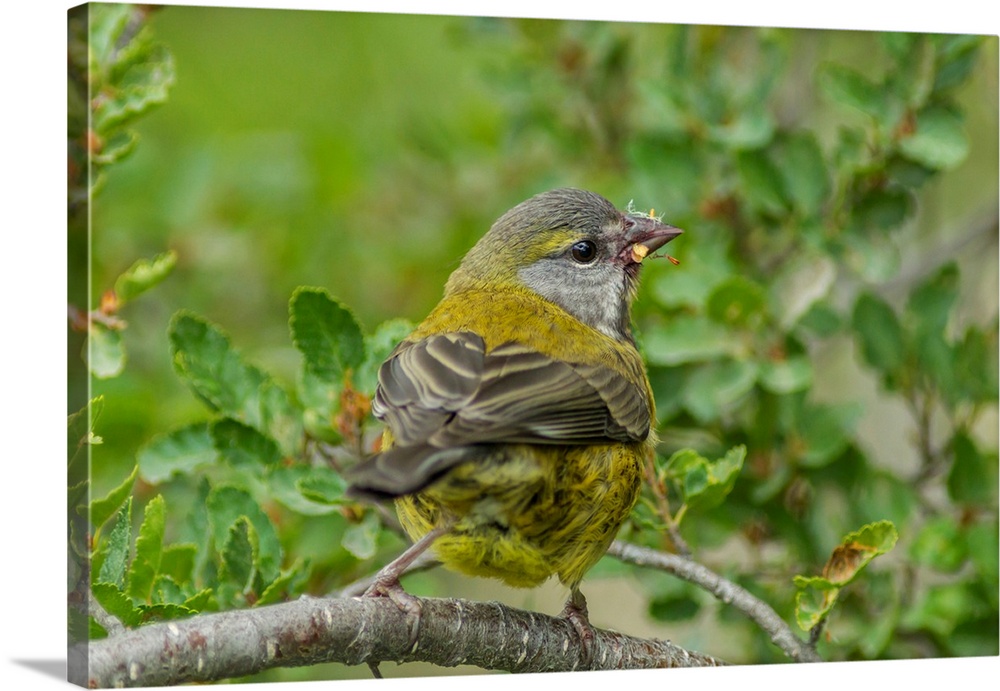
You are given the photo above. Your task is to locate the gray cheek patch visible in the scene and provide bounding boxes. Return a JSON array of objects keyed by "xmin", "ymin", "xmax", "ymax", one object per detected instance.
[{"xmin": 518, "ymin": 259, "xmax": 629, "ymax": 341}]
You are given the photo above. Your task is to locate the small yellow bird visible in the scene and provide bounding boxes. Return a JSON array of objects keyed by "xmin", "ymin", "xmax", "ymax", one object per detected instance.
[{"xmin": 347, "ymin": 188, "xmax": 681, "ymax": 643}]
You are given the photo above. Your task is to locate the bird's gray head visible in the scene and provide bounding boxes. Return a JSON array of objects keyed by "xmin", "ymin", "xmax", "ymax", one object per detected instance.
[{"xmin": 446, "ymin": 188, "xmax": 682, "ymax": 342}]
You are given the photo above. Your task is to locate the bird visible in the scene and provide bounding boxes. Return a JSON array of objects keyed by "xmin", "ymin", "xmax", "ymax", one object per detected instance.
[{"xmin": 346, "ymin": 187, "xmax": 681, "ymax": 653}]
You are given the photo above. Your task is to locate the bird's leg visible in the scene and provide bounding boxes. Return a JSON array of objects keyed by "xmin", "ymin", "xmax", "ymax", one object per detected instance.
[
  {"xmin": 361, "ymin": 524, "xmax": 447, "ymax": 677},
  {"xmin": 560, "ymin": 586, "xmax": 596, "ymax": 668}
]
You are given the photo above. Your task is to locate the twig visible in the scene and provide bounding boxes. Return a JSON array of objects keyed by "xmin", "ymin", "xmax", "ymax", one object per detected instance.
[
  {"xmin": 83, "ymin": 593, "xmax": 724, "ymax": 686},
  {"xmin": 607, "ymin": 540, "xmax": 821, "ymax": 663}
]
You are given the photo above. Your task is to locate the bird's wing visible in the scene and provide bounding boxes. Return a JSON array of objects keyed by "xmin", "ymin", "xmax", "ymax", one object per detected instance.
[{"xmin": 372, "ymin": 332, "xmax": 650, "ymax": 447}]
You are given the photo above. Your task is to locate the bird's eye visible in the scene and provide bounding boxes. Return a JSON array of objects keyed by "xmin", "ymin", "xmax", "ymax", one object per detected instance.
[{"xmin": 570, "ymin": 240, "xmax": 597, "ymax": 263}]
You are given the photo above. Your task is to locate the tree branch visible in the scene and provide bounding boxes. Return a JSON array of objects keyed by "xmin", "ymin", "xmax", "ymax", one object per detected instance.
[
  {"xmin": 607, "ymin": 540, "xmax": 821, "ymax": 663},
  {"xmin": 83, "ymin": 593, "xmax": 724, "ymax": 686}
]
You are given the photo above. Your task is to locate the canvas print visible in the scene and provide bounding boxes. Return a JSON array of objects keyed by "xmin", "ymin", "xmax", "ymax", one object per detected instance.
[{"xmin": 67, "ymin": 2, "xmax": 999, "ymax": 687}]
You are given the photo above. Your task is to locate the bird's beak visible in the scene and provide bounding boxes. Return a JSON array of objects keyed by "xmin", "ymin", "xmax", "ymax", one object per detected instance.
[{"xmin": 624, "ymin": 213, "xmax": 683, "ymax": 263}]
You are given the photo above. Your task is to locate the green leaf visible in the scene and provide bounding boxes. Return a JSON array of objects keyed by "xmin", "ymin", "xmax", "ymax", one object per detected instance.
[
  {"xmin": 353, "ymin": 318, "xmax": 415, "ymax": 395},
  {"xmin": 795, "ymin": 402, "xmax": 862, "ymax": 468},
  {"xmin": 137, "ymin": 423, "xmax": 217, "ymax": 484},
  {"xmin": 91, "ymin": 582, "xmax": 142, "ymax": 628},
  {"xmin": 793, "ymin": 520, "xmax": 898, "ymax": 630},
  {"xmin": 852, "ymin": 293, "xmax": 905, "ymax": 379},
  {"xmin": 901, "ymin": 582, "xmax": 983, "ymax": 637},
  {"xmin": 705, "ymin": 276, "xmax": 768, "ymax": 327},
  {"xmin": 113, "ymin": 250, "xmax": 178, "ymax": 305},
  {"xmin": 93, "ymin": 43, "xmax": 175, "ymax": 135},
  {"xmin": 910, "ymin": 515, "xmax": 967, "ymax": 573},
  {"xmin": 257, "ymin": 559, "xmax": 310, "ymax": 606},
  {"xmin": 820, "ymin": 64, "xmax": 885, "ymax": 120},
  {"xmin": 127, "ymin": 495, "xmax": 166, "ymax": 604},
  {"xmin": 707, "ymin": 107, "xmax": 775, "ymax": 150},
  {"xmin": 648, "ymin": 233, "xmax": 734, "ymax": 310},
  {"xmin": 666, "ymin": 445, "xmax": 745, "ymax": 511},
  {"xmin": 907, "ymin": 262, "xmax": 958, "ymax": 336},
  {"xmin": 220, "ymin": 517, "xmax": 257, "ymax": 592},
  {"xmin": 932, "ymin": 35, "xmax": 985, "ymax": 92},
  {"xmin": 648, "ymin": 593, "xmax": 701, "ymax": 622},
  {"xmin": 297, "ymin": 467, "xmax": 351, "ymax": 506},
  {"xmin": 266, "ymin": 466, "xmax": 344, "ymax": 516},
  {"xmin": 898, "ymin": 105, "xmax": 969, "ymax": 170},
  {"xmin": 88, "ymin": 465, "xmax": 138, "ymax": 531},
  {"xmin": 643, "ymin": 314, "xmax": 740, "ymax": 366},
  {"xmin": 777, "ymin": 132, "xmax": 830, "ymax": 217},
  {"xmin": 851, "ymin": 187, "xmax": 913, "ymax": 232},
  {"xmin": 169, "ymin": 312, "xmax": 302, "ymax": 453},
  {"xmin": 954, "ymin": 324, "xmax": 1000, "ymax": 403},
  {"xmin": 206, "ymin": 486, "xmax": 282, "ymax": 584},
  {"xmin": 211, "ymin": 418, "xmax": 283, "ymax": 469},
  {"xmin": 736, "ymin": 149, "xmax": 788, "ymax": 216},
  {"xmin": 289, "ymin": 287, "xmax": 366, "ymax": 383},
  {"xmin": 98, "ymin": 498, "xmax": 133, "ymax": 589},
  {"xmin": 795, "ymin": 302, "xmax": 842, "ymax": 338},
  {"xmin": 682, "ymin": 360, "xmax": 758, "ymax": 423},
  {"xmin": 159, "ymin": 544, "xmax": 198, "ymax": 587},
  {"xmin": 758, "ymin": 355, "xmax": 813, "ymax": 395},
  {"xmin": 341, "ymin": 511, "xmax": 382, "ymax": 561},
  {"xmin": 947, "ymin": 432, "xmax": 997, "ymax": 507},
  {"xmin": 86, "ymin": 323, "xmax": 126, "ymax": 379}
]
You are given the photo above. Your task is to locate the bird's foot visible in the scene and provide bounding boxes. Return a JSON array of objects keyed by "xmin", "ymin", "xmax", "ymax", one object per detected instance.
[{"xmin": 560, "ymin": 588, "xmax": 596, "ymax": 668}]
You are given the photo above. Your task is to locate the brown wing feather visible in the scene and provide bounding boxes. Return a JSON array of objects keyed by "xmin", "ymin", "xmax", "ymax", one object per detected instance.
[{"xmin": 348, "ymin": 332, "xmax": 650, "ymax": 498}]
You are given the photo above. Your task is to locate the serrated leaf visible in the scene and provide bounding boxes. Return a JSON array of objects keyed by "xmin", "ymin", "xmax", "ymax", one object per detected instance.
[
  {"xmin": 94, "ymin": 44, "xmax": 175, "ymax": 134},
  {"xmin": 97, "ymin": 497, "xmax": 133, "ymax": 589},
  {"xmin": 138, "ymin": 602, "xmax": 198, "ymax": 624},
  {"xmin": 341, "ymin": 511, "xmax": 381, "ymax": 561},
  {"xmin": 297, "ymin": 468, "xmax": 350, "ymax": 506},
  {"xmin": 220, "ymin": 517, "xmax": 257, "ymax": 591},
  {"xmin": 289, "ymin": 287, "xmax": 366, "ymax": 383},
  {"xmin": 257, "ymin": 558, "xmax": 310, "ymax": 606},
  {"xmin": 266, "ymin": 465, "xmax": 343, "ymax": 516},
  {"xmin": 667, "ymin": 445, "xmax": 745, "ymax": 511},
  {"xmin": 137, "ymin": 423, "xmax": 217, "ymax": 484},
  {"xmin": 127, "ymin": 495, "xmax": 166, "ymax": 604},
  {"xmin": 169, "ymin": 312, "xmax": 302, "ymax": 453},
  {"xmin": 210, "ymin": 418, "xmax": 282, "ymax": 469},
  {"xmin": 88, "ymin": 465, "xmax": 138, "ymax": 531},
  {"xmin": 86, "ymin": 323, "xmax": 126, "ymax": 379},
  {"xmin": 206, "ymin": 486, "xmax": 282, "ymax": 584},
  {"xmin": 794, "ymin": 520, "xmax": 898, "ymax": 631},
  {"xmin": 91, "ymin": 581, "xmax": 142, "ymax": 628},
  {"xmin": 114, "ymin": 250, "xmax": 177, "ymax": 305}
]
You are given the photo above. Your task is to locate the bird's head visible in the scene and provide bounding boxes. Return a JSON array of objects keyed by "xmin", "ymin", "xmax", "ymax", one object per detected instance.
[{"xmin": 446, "ymin": 188, "xmax": 682, "ymax": 342}]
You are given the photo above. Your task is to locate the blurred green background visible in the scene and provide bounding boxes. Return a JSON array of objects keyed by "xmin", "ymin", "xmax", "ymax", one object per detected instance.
[{"xmin": 78, "ymin": 3, "xmax": 998, "ymax": 680}]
